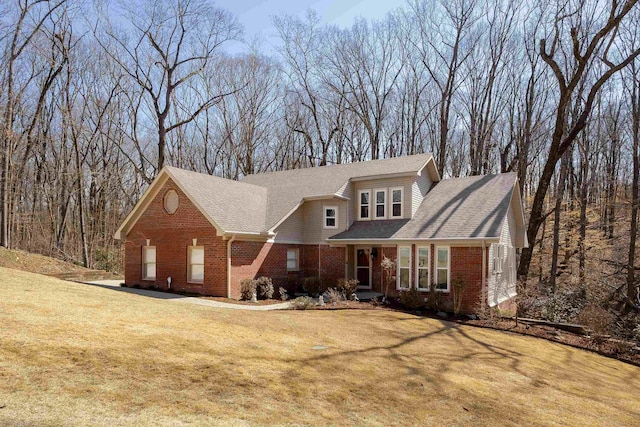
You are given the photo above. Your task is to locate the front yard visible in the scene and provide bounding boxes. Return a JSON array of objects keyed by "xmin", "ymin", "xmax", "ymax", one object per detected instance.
[{"xmin": 1, "ymin": 266, "xmax": 638, "ymax": 426}]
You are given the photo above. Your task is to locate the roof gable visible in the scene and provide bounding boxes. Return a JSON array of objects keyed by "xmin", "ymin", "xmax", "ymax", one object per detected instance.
[{"xmin": 114, "ymin": 166, "xmax": 268, "ymax": 239}]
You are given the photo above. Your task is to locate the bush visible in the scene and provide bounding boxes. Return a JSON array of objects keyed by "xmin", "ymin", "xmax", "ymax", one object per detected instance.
[
  {"xmin": 323, "ymin": 287, "xmax": 344, "ymax": 304},
  {"xmin": 399, "ymin": 288, "xmax": 426, "ymax": 309},
  {"xmin": 576, "ymin": 303, "xmax": 613, "ymax": 338},
  {"xmin": 279, "ymin": 287, "xmax": 289, "ymax": 301},
  {"xmin": 451, "ymin": 275, "xmax": 468, "ymax": 316},
  {"xmin": 255, "ymin": 276, "xmax": 274, "ymax": 299},
  {"xmin": 291, "ymin": 296, "xmax": 315, "ymax": 310},
  {"xmin": 240, "ymin": 278, "xmax": 256, "ymax": 301},
  {"xmin": 426, "ymin": 285, "xmax": 444, "ymax": 311},
  {"xmin": 336, "ymin": 278, "xmax": 359, "ymax": 298},
  {"xmin": 302, "ymin": 276, "xmax": 322, "ymax": 296}
]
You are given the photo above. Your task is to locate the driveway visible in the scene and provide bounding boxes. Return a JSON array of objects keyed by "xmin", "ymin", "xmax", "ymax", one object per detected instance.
[{"xmin": 82, "ymin": 280, "xmax": 291, "ymax": 311}]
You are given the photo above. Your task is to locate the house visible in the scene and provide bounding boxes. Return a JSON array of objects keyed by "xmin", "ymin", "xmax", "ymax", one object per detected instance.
[{"xmin": 114, "ymin": 154, "xmax": 528, "ymax": 313}]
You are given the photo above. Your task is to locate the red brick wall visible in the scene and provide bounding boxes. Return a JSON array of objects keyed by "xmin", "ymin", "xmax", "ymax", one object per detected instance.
[
  {"xmin": 124, "ymin": 179, "xmax": 227, "ymax": 295},
  {"xmin": 230, "ymin": 242, "xmax": 346, "ymax": 298},
  {"xmin": 363, "ymin": 244, "xmax": 490, "ymax": 314}
]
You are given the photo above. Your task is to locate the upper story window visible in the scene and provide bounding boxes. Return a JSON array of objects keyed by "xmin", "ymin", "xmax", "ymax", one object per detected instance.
[
  {"xmin": 324, "ymin": 206, "xmax": 337, "ymax": 229},
  {"xmin": 358, "ymin": 190, "xmax": 371, "ymax": 220},
  {"xmin": 374, "ymin": 189, "xmax": 386, "ymax": 219},
  {"xmin": 142, "ymin": 246, "xmax": 156, "ymax": 280},
  {"xmin": 390, "ymin": 187, "xmax": 403, "ymax": 218},
  {"xmin": 164, "ymin": 190, "xmax": 179, "ymax": 214}
]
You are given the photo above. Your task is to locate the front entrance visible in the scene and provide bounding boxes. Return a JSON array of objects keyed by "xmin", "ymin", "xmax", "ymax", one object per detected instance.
[{"xmin": 355, "ymin": 247, "xmax": 372, "ymax": 289}]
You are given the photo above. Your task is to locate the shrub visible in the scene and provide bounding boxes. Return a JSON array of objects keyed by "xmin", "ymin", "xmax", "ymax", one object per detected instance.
[
  {"xmin": 399, "ymin": 288, "xmax": 426, "ymax": 309},
  {"xmin": 302, "ymin": 276, "xmax": 322, "ymax": 296},
  {"xmin": 380, "ymin": 255, "xmax": 396, "ymax": 300},
  {"xmin": 576, "ymin": 303, "xmax": 613, "ymax": 339},
  {"xmin": 426, "ymin": 285, "xmax": 444, "ymax": 311},
  {"xmin": 451, "ymin": 275, "xmax": 468, "ymax": 316},
  {"xmin": 279, "ymin": 287, "xmax": 289, "ymax": 301},
  {"xmin": 240, "ymin": 278, "xmax": 256, "ymax": 301},
  {"xmin": 291, "ymin": 296, "xmax": 315, "ymax": 310},
  {"xmin": 255, "ymin": 276, "xmax": 274, "ymax": 299},
  {"xmin": 323, "ymin": 287, "xmax": 344, "ymax": 304},
  {"xmin": 336, "ymin": 278, "xmax": 359, "ymax": 298}
]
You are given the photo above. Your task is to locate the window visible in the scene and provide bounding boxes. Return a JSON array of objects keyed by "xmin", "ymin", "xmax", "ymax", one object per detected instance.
[
  {"xmin": 287, "ymin": 248, "xmax": 299, "ymax": 271},
  {"xmin": 390, "ymin": 187, "xmax": 403, "ymax": 218},
  {"xmin": 374, "ymin": 188, "xmax": 386, "ymax": 219},
  {"xmin": 163, "ymin": 190, "xmax": 179, "ymax": 214},
  {"xmin": 188, "ymin": 246, "xmax": 204, "ymax": 283},
  {"xmin": 397, "ymin": 246, "xmax": 411, "ymax": 290},
  {"xmin": 324, "ymin": 206, "xmax": 337, "ymax": 229},
  {"xmin": 142, "ymin": 246, "xmax": 156, "ymax": 280},
  {"xmin": 435, "ymin": 246, "xmax": 450, "ymax": 292},
  {"xmin": 493, "ymin": 243, "xmax": 505, "ymax": 274},
  {"xmin": 416, "ymin": 246, "xmax": 430, "ymax": 291},
  {"xmin": 358, "ymin": 190, "xmax": 371, "ymax": 220}
]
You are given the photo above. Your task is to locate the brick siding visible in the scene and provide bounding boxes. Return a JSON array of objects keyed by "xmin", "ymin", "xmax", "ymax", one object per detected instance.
[{"xmin": 125, "ymin": 179, "xmax": 227, "ymax": 295}]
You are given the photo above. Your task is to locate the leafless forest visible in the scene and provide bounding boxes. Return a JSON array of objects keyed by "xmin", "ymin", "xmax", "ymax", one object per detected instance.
[{"xmin": 1, "ymin": 0, "xmax": 639, "ymax": 335}]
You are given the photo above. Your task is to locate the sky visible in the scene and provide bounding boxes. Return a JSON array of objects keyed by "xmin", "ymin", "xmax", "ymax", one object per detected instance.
[{"xmin": 214, "ymin": 0, "xmax": 407, "ymax": 52}]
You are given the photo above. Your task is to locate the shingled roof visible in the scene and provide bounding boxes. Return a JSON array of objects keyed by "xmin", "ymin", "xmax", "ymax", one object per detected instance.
[
  {"xmin": 165, "ymin": 167, "xmax": 268, "ymax": 234},
  {"xmin": 328, "ymin": 173, "xmax": 517, "ymax": 241},
  {"xmin": 241, "ymin": 153, "xmax": 438, "ymax": 230}
]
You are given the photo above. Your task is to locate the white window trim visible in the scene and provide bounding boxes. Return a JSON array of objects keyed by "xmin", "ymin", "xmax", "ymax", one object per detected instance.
[
  {"xmin": 357, "ymin": 190, "xmax": 371, "ymax": 220},
  {"xmin": 287, "ymin": 248, "xmax": 299, "ymax": 271},
  {"xmin": 390, "ymin": 186, "xmax": 404, "ymax": 219},
  {"xmin": 493, "ymin": 243, "xmax": 505, "ymax": 274},
  {"xmin": 374, "ymin": 188, "xmax": 387, "ymax": 220},
  {"xmin": 323, "ymin": 205, "xmax": 338, "ymax": 229},
  {"xmin": 142, "ymin": 246, "xmax": 156, "ymax": 281},
  {"xmin": 415, "ymin": 245, "xmax": 430, "ymax": 292},
  {"xmin": 188, "ymin": 246, "xmax": 205, "ymax": 284},
  {"xmin": 435, "ymin": 246, "xmax": 450, "ymax": 292},
  {"xmin": 396, "ymin": 245, "xmax": 412, "ymax": 290}
]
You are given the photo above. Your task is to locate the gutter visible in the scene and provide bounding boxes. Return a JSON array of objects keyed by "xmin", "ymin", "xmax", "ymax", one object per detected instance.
[{"xmin": 226, "ymin": 234, "xmax": 237, "ymax": 298}]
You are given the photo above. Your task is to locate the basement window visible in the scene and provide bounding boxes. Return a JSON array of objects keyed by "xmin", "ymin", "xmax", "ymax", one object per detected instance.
[
  {"xmin": 188, "ymin": 246, "xmax": 204, "ymax": 284},
  {"xmin": 142, "ymin": 246, "xmax": 156, "ymax": 280}
]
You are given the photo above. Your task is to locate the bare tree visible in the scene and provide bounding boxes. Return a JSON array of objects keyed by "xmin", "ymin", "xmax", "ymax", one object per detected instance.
[
  {"xmin": 518, "ymin": 0, "xmax": 640, "ymax": 279},
  {"xmin": 95, "ymin": 0, "xmax": 241, "ymax": 178}
]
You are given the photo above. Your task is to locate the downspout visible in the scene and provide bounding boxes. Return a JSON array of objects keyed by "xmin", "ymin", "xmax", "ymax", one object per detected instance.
[
  {"xmin": 227, "ymin": 234, "xmax": 236, "ymax": 298},
  {"xmin": 318, "ymin": 243, "xmax": 321, "ymax": 282},
  {"xmin": 481, "ymin": 240, "xmax": 487, "ymax": 310}
]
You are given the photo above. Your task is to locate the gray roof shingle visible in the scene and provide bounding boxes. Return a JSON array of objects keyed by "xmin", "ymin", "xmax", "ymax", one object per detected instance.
[
  {"xmin": 241, "ymin": 154, "xmax": 434, "ymax": 229},
  {"xmin": 166, "ymin": 166, "xmax": 268, "ymax": 234},
  {"xmin": 329, "ymin": 173, "xmax": 516, "ymax": 240}
]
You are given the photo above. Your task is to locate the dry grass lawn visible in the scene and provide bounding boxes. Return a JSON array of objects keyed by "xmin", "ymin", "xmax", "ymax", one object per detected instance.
[{"xmin": 1, "ymin": 266, "xmax": 639, "ymax": 426}]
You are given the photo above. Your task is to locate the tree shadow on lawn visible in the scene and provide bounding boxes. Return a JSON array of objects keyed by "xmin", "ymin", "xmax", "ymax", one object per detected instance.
[{"xmin": 80, "ymin": 282, "xmax": 188, "ymax": 300}]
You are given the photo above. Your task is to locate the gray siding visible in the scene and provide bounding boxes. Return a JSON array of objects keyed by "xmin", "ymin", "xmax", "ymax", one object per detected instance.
[
  {"xmin": 273, "ymin": 206, "xmax": 303, "ymax": 242},
  {"xmin": 301, "ymin": 200, "xmax": 348, "ymax": 243},
  {"xmin": 487, "ymin": 205, "xmax": 517, "ymax": 306},
  {"xmin": 412, "ymin": 168, "xmax": 433, "ymax": 216}
]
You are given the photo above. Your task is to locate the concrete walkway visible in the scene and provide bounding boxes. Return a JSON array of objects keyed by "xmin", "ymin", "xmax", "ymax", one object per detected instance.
[{"xmin": 82, "ymin": 280, "xmax": 292, "ymax": 311}]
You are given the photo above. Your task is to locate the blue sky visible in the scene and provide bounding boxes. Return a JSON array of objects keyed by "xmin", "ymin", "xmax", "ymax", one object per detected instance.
[{"xmin": 214, "ymin": 0, "xmax": 407, "ymax": 51}]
